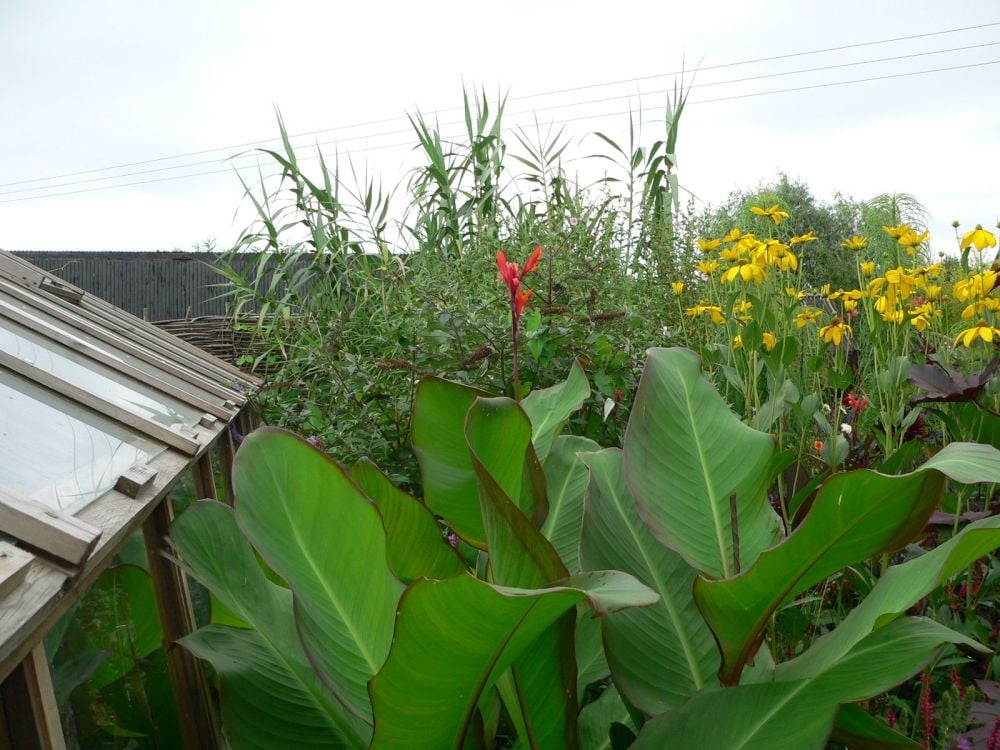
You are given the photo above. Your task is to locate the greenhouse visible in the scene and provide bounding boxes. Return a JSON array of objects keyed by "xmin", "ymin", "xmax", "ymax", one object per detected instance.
[{"xmin": 0, "ymin": 248, "xmax": 256, "ymax": 749}]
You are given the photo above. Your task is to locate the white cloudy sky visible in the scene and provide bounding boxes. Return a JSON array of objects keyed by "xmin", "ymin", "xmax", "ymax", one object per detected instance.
[{"xmin": 1, "ymin": 0, "xmax": 997, "ymax": 254}]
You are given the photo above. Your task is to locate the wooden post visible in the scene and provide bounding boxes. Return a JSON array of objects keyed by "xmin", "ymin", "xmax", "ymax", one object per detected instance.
[
  {"xmin": 192, "ymin": 453, "xmax": 218, "ymax": 502},
  {"xmin": 0, "ymin": 644, "xmax": 66, "ymax": 750},
  {"xmin": 142, "ymin": 496, "xmax": 220, "ymax": 750},
  {"xmin": 216, "ymin": 428, "xmax": 237, "ymax": 506}
]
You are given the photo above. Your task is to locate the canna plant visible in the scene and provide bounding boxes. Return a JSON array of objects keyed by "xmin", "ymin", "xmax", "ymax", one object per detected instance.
[{"xmin": 171, "ymin": 346, "xmax": 1000, "ymax": 749}]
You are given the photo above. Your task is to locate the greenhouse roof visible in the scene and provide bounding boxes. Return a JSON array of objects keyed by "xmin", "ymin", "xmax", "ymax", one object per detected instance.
[{"xmin": 0, "ymin": 247, "xmax": 258, "ymax": 683}]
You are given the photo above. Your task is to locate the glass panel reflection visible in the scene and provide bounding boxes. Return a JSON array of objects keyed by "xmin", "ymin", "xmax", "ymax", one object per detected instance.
[
  {"xmin": 0, "ymin": 372, "xmax": 164, "ymax": 513},
  {"xmin": 0, "ymin": 289, "xmax": 227, "ymax": 408},
  {"xmin": 0, "ymin": 317, "xmax": 203, "ymax": 428}
]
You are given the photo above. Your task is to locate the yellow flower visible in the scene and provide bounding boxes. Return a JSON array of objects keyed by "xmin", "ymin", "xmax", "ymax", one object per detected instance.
[
  {"xmin": 870, "ymin": 267, "xmax": 917, "ymax": 309},
  {"xmin": 953, "ymin": 271, "xmax": 998, "ymax": 301},
  {"xmin": 819, "ymin": 318, "xmax": 852, "ymax": 346},
  {"xmin": 790, "ymin": 230, "xmax": 818, "ymax": 246},
  {"xmin": 841, "ymin": 235, "xmax": 868, "ymax": 251},
  {"xmin": 722, "ymin": 227, "xmax": 742, "ymax": 243},
  {"xmin": 925, "ymin": 284, "xmax": 942, "ymax": 299},
  {"xmin": 860, "ymin": 260, "xmax": 876, "ymax": 276},
  {"xmin": 762, "ymin": 331, "xmax": 777, "ymax": 352},
  {"xmin": 732, "ymin": 335, "xmax": 743, "ymax": 350},
  {"xmin": 909, "ymin": 301, "xmax": 941, "ymax": 332},
  {"xmin": 722, "ymin": 259, "xmax": 765, "ymax": 284},
  {"xmin": 820, "ymin": 283, "xmax": 831, "ymax": 296},
  {"xmin": 881, "ymin": 308, "xmax": 904, "ymax": 324},
  {"xmin": 696, "ymin": 259, "xmax": 719, "ymax": 275},
  {"xmin": 897, "ymin": 228, "xmax": 929, "ymax": 253},
  {"xmin": 785, "ymin": 287, "xmax": 806, "ymax": 299},
  {"xmin": 750, "ymin": 204, "xmax": 790, "ymax": 225},
  {"xmin": 961, "ymin": 298, "xmax": 1000, "ymax": 320},
  {"xmin": 686, "ymin": 303, "xmax": 726, "ymax": 325},
  {"xmin": 671, "ymin": 281, "xmax": 685, "ymax": 295},
  {"xmin": 794, "ymin": 308, "xmax": 823, "ymax": 328},
  {"xmin": 720, "ymin": 245, "xmax": 745, "ymax": 262},
  {"xmin": 882, "ymin": 223, "xmax": 910, "ymax": 239},
  {"xmin": 732, "ymin": 299, "xmax": 753, "ymax": 324},
  {"xmin": 697, "ymin": 238, "xmax": 721, "ymax": 252},
  {"xmin": 759, "ymin": 240, "xmax": 797, "ymax": 271},
  {"xmin": 955, "ymin": 321, "xmax": 1000, "ymax": 347},
  {"xmin": 961, "ymin": 224, "xmax": 998, "ymax": 252}
]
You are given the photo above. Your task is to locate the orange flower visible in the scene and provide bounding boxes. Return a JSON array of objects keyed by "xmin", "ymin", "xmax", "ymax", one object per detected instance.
[
  {"xmin": 515, "ymin": 287, "xmax": 533, "ymax": 316},
  {"xmin": 497, "ymin": 247, "xmax": 542, "ymax": 320}
]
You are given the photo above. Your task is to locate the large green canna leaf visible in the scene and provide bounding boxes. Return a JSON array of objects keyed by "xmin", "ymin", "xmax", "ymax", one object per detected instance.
[
  {"xmin": 830, "ymin": 704, "xmax": 923, "ymax": 749},
  {"xmin": 466, "ymin": 396, "xmax": 549, "ymax": 529},
  {"xmin": 578, "ymin": 685, "xmax": 634, "ymax": 750},
  {"xmin": 579, "ymin": 449, "xmax": 719, "ymax": 715},
  {"xmin": 173, "ymin": 500, "xmax": 368, "ymax": 748},
  {"xmin": 368, "ymin": 572, "xmax": 658, "ymax": 750},
  {"xmin": 778, "ymin": 515, "xmax": 1000, "ymax": 681},
  {"xmin": 694, "ymin": 442, "xmax": 1000, "ymax": 684},
  {"xmin": 575, "ymin": 612, "xmax": 610, "ymax": 695},
  {"xmin": 541, "ymin": 435, "xmax": 600, "ymax": 572},
  {"xmin": 349, "ymin": 458, "xmax": 466, "ymax": 583},
  {"xmin": 233, "ymin": 428, "xmax": 402, "ymax": 725},
  {"xmin": 184, "ymin": 627, "xmax": 358, "ymax": 750},
  {"xmin": 465, "ymin": 396, "xmax": 574, "ymax": 748},
  {"xmin": 412, "ymin": 376, "xmax": 492, "ymax": 547},
  {"xmin": 624, "ymin": 348, "xmax": 781, "ymax": 578},
  {"xmin": 521, "ymin": 360, "xmax": 590, "ymax": 462},
  {"xmin": 631, "ymin": 617, "xmax": 988, "ymax": 750}
]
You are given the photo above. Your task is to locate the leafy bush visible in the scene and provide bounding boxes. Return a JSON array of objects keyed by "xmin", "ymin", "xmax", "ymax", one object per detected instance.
[{"xmin": 172, "ymin": 348, "xmax": 1000, "ymax": 748}]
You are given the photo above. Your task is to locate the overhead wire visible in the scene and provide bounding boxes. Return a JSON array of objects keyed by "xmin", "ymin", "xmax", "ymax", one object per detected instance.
[
  {"xmin": 2, "ymin": 40, "xmax": 999, "ymax": 198},
  {"xmin": 1, "ymin": 19, "xmax": 997, "ymax": 190},
  {"xmin": 2, "ymin": 56, "xmax": 999, "ymax": 204}
]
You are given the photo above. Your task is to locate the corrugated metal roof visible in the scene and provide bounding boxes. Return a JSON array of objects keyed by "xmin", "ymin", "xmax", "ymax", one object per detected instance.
[{"xmin": 8, "ymin": 252, "xmax": 250, "ymax": 320}]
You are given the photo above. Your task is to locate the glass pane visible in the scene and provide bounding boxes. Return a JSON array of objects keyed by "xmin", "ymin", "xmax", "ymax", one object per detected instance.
[
  {"xmin": 0, "ymin": 371, "xmax": 164, "ymax": 513},
  {"xmin": 0, "ymin": 289, "xmax": 227, "ymax": 408},
  {"xmin": 0, "ymin": 316, "xmax": 205, "ymax": 429}
]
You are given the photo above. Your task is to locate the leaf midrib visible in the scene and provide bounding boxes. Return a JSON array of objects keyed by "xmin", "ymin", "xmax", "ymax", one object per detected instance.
[
  {"xmin": 612, "ymin": 479, "xmax": 707, "ymax": 691},
  {"xmin": 676, "ymin": 374, "xmax": 730, "ymax": 578}
]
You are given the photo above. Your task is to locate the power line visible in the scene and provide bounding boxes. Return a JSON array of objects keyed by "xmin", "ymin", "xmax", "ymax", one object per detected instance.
[
  {"xmin": 2, "ymin": 56, "xmax": 998, "ymax": 205},
  {"xmin": 2, "ymin": 19, "xmax": 997, "ymax": 189},
  {"xmin": 4, "ymin": 40, "xmax": 998, "ymax": 197}
]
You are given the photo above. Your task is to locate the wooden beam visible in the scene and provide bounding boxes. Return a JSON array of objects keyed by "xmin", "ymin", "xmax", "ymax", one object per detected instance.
[
  {"xmin": 0, "ymin": 544, "xmax": 33, "ymax": 601},
  {"xmin": 0, "ymin": 447, "xmax": 193, "ymax": 682},
  {"xmin": 0, "ymin": 489, "xmax": 101, "ymax": 567},
  {"xmin": 114, "ymin": 464, "xmax": 158, "ymax": 499},
  {"xmin": 192, "ymin": 454, "xmax": 218, "ymax": 502},
  {"xmin": 216, "ymin": 427, "xmax": 236, "ymax": 506},
  {"xmin": 0, "ymin": 644, "xmax": 66, "ymax": 750},
  {"xmin": 143, "ymin": 497, "xmax": 220, "ymax": 750}
]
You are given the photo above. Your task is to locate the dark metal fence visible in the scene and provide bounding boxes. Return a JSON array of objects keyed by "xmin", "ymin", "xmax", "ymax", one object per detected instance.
[{"xmin": 9, "ymin": 251, "xmax": 247, "ymax": 320}]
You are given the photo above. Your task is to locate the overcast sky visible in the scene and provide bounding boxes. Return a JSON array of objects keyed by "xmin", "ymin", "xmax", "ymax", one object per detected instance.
[{"xmin": 1, "ymin": 1, "xmax": 997, "ymax": 254}]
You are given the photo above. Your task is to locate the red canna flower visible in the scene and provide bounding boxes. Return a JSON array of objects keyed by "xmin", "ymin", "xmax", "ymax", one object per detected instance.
[
  {"xmin": 515, "ymin": 287, "xmax": 533, "ymax": 316},
  {"xmin": 497, "ymin": 247, "xmax": 542, "ymax": 319},
  {"xmin": 844, "ymin": 392, "xmax": 870, "ymax": 412},
  {"xmin": 523, "ymin": 245, "xmax": 542, "ymax": 274},
  {"xmin": 497, "ymin": 251, "xmax": 520, "ymax": 289},
  {"xmin": 496, "ymin": 246, "xmax": 543, "ymax": 401}
]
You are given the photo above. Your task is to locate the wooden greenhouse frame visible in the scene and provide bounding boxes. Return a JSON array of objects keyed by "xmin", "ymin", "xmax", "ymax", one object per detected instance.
[{"xmin": 0, "ymin": 249, "xmax": 259, "ymax": 749}]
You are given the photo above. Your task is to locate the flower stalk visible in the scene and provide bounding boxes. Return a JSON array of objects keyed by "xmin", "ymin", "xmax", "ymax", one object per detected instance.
[{"xmin": 497, "ymin": 246, "xmax": 542, "ymax": 400}]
